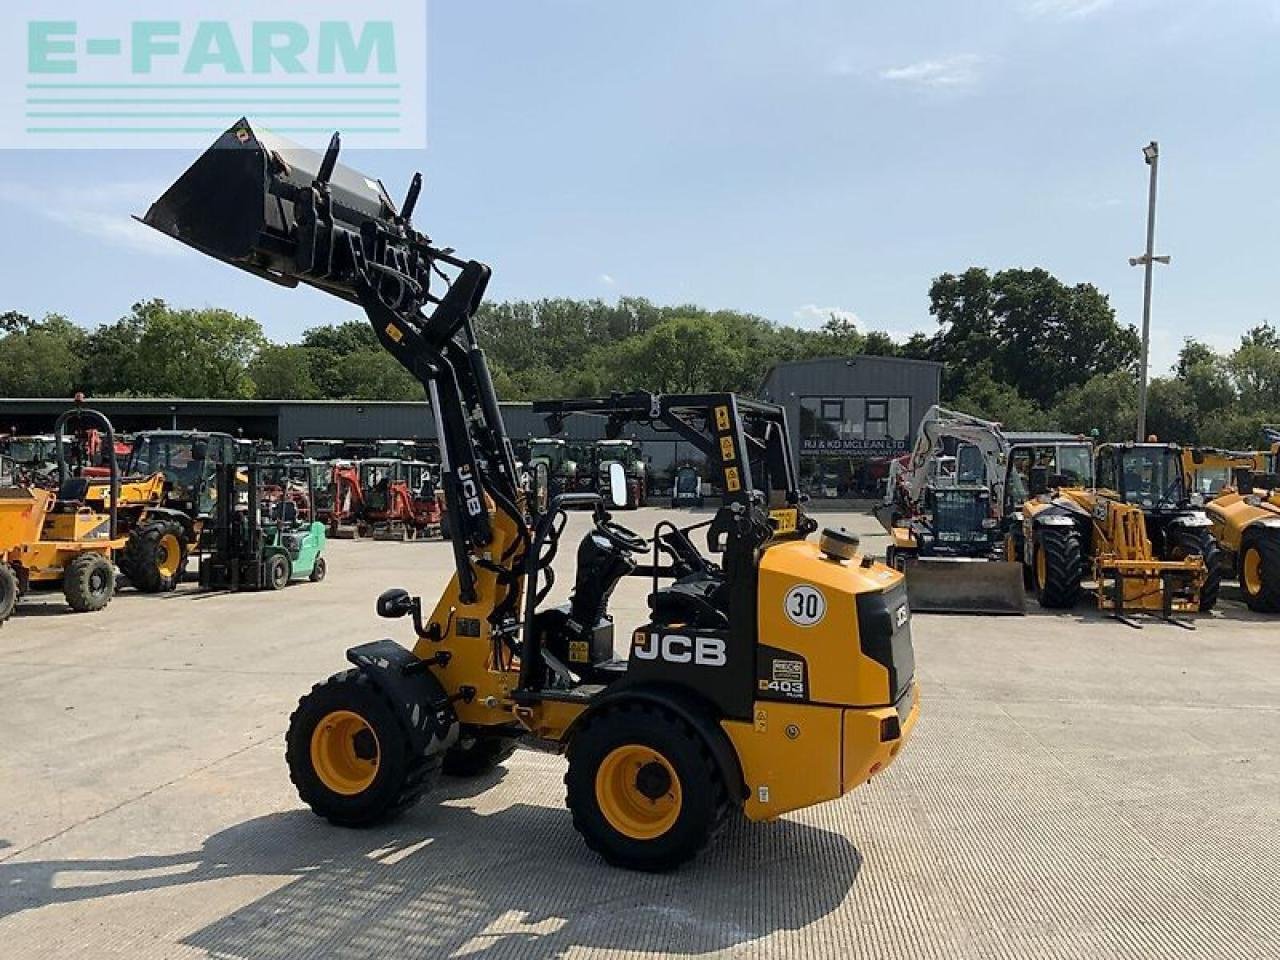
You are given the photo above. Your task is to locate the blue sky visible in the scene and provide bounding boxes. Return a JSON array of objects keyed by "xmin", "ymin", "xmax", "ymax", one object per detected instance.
[{"xmin": 1, "ymin": 0, "xmax": 1277, "ymax": 376}]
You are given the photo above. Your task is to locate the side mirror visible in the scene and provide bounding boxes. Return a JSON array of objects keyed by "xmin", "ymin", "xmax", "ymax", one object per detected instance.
[
  {"xmin": 376, "ymin": 588, "xmax": 415, "ymax": 619},
  {"xmin": 608, "ymin": 461, "xmax": 628, "ymax": 508}
]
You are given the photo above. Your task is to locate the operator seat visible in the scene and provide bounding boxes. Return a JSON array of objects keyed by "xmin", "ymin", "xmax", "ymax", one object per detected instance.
[{"xmin": 647, "ymin": 573, "xmax": 729, "ymax": 629}]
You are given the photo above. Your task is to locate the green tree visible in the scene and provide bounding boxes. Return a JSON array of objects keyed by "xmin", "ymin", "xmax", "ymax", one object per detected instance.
[
  {"xmin": 605, "ymin": 316, "xmax": 741, "ymax": 393},
  {"xmin": 328, "ymin": 350, "xmax": 421, "ymax": 400},
  {"xmin": 928, "ymin": 267, "xmax": 1139, "ymax": 408},
  {"xmin": 948, "ymin": 362, "xmax": 1051, "ymax": 430},
  {"xmin": 250, "ymin": 344, "xmax": 321, "ymax": 399},
  {"xmin": 1050, "ymin": 370, "xmax": 1137, "ymax": 440},
  {"xmin": 0, "ymin": 313, "xmax": 87, "ymax": 397}
]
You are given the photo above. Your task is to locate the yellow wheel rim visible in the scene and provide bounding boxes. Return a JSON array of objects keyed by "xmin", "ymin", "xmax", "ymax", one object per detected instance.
[
  {"xmin": 1035, "ymin": 547, "xmax": 1048, "ymax": 590},
  {"xmin": 1242, "ymin": 547, "xmax": 1264, "ymax": 596},
  {"xmin": 595, "ymin": 745, "xmax": 682, "ymax": 840},
  {"xmin": 157, "ymin": 533, "xmax": 182, "ymax": 579},
  {"xmin": 310, "ymin": 710, "xmax": 379, "ymax": 795}
]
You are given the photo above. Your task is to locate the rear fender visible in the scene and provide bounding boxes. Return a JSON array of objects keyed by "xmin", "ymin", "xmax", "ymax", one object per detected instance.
[
  {"xmin": 346, "ymin": 639, "xmax": 459, "ymax": 755},
  {"xmin": 570, "ymin": 683, "xmax": 747, "ymax": 803}
]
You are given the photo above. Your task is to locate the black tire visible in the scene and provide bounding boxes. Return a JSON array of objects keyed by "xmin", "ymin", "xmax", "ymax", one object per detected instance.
[
  {"xmin": 308, "ymin": 555, "xmax": 327, "ymax": 583},
  {"xmin": 565, "ymin": 702, "xmax": 731, "ymax": 872},
  {"xmin": 441, "ymin": 733, "xmax": 517, "ymax": 777},
  {"xmin": 63, "ymin": 553, "xmax": 115, "ymax": 613},
  {"xmin": 265, "ymin": 554, "xmax": 291, "ymax": 591},
  {"xmin": 1238, "ymin": 532, "xmax": 1280, "ymax": 613},
  {"xmin": 0, "ymin": 564, "xmax": 18, "ymax": 626},
  {"xmin": 1033, "ymin": 525, "xmax": 1084, "ymax": 609},
  {"xmin": 1167, "ymin": 527, "xmax": 1221, "ymax": 612},
  {"xmin": 119, "ymin": 518, "xmax": 187, "ymax": 593},
  {"xmin": 285, "ymin": 669, "xmax": 440, "ymax": 827}
]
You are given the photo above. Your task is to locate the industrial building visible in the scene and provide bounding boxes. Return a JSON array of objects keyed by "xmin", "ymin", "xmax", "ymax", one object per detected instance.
[
  {"xmin": 2, "ymin": 353, "xmax": 942, "ymax": 498},
  {"xmin": 758, "ymin": 355, "xmax": 943, "ymax": 496}
]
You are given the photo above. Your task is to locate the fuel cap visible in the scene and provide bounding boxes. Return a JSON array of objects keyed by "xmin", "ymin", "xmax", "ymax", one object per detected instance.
[{"xmin": 819, "ymin": 526, "xmax": 859, "ymax": 562}]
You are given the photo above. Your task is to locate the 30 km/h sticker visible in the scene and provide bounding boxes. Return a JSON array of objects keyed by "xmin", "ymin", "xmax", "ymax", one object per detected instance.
[{"xmin": 784, "ymin": 585, "xmax": 826, "ymax": 626}]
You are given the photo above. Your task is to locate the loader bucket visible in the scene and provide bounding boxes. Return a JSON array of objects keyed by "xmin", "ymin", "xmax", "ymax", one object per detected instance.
[
  {"xmin": 141, "ymin": 118, "xmax": 400, "ymax": 305},
  {"xmin": 904, "ymin": 558, "xmax": 1026, "ymax": 615}
]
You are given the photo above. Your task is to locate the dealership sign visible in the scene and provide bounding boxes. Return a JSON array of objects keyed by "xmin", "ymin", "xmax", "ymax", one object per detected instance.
[{"xmin": 801, "ymin": 437, "xmax": 908, "ymax": 456}]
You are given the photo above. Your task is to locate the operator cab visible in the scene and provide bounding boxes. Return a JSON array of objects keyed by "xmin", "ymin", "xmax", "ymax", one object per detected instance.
[{"xmin": 1096, "ymin": 443, "xmax": 1186, "ymax": 513}]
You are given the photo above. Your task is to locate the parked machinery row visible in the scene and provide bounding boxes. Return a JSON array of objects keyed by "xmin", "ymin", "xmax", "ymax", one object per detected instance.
[
  {"xmin": 879, "ymin": 405, "xmax": 1280, "ymax": 620},
  {"xmin": 0, "ymin": 405, "xmax": 329, "ymax": 625}
]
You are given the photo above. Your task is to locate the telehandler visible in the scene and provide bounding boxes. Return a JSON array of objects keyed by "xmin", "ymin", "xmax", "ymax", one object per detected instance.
[
  {"xmin": 142, "ymin": 119, "xmax": 919, "ymax": 871},
  {"xmin": 1022, "ymin": 443, "xmax": 1215, "ymax": 619},
  {"xmin": 1180, "ymin": 447, "xmax": 1280, "ymax": 612}
]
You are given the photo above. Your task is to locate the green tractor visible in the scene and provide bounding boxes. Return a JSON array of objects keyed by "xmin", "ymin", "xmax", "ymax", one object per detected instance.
[{"xmin": 199, "ymin": 462, "xmax": 327, "ymax": 591}]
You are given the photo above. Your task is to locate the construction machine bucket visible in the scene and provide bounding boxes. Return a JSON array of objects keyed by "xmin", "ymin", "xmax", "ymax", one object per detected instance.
[
  {"xmin": 141, "ymin": 118, "xmax": 404, "ymax": 306},
  {"xmin": 904, "ymin": 558, "xmax": 1026, "ymax": 615}
]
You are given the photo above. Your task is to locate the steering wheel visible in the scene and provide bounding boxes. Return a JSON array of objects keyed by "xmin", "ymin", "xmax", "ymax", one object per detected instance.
[{"xmin": 595, "ymin": 518, "xmax": 646, "ymax": 553}]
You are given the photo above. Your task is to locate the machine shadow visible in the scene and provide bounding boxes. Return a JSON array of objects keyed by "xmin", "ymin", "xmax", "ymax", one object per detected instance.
[{"xmin": 0, "ymin": 771, "xmax": 861, "ymax": 959}]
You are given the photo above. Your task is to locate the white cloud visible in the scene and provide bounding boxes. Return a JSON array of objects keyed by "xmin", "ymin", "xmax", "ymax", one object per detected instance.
[
  {"xmin": 880, "ymin": 54, "xmax": 984, "ymax": 90},
  {"xmin": 599, "ymin": 273, "xmax": 616, "ymax": 286},
  {"xmin": 0, "ymin": 181, "xmax": 179, "ymax": 256},
  {"xmin": 793, "ymin": 304, "xmax": 860, "ymax": 328},
  {"xmin": 1025, "ymin": 0, "xmax": 1118, "ymax": 18}
]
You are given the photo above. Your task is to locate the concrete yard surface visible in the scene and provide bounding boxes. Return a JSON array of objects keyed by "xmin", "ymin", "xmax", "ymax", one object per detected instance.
[{"xmin": 1, "ymin": 507, "xmax": 1277, "ymax": 959}]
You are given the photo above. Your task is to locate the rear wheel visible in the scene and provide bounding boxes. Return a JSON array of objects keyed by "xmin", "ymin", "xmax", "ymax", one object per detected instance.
[
  {"xmin": 308, "ymin": 555, "xmax": 327, "ymax": 583},
  {"xmin": 1168, "ymin": 527, "xmax": 1221, "ymax": 612},
  {"xmin": 1033, "ymin": 525, "xmax": 1084, "ymax": 609},
  {"xmin": 1238, "ymin": 533, "xmax": 1280, "ymax": 613},
  {"xmin": 265, "ymin": 554, "xmax": 291, "ymax": 591},
  {"xmin": 441, "ymin": 733, "xmax": 517, "ymax": 777},
  {"xmin": 565, "ymin": 703, "xmax": 730, "ymax": 872},
  {"xmin": 119, "ymin": 519, "xmax": 187, "ymax": 593},
  {"xmin": 63, "ymin": 553, "xmax": 115, "ymax": 612},
  {"xmin": 286, "ymin": 669, "xmax": 440, "ymax": 826},
  {"xmin": 0, "ymin": 564, "xmax": 18, "ymax": 625}
]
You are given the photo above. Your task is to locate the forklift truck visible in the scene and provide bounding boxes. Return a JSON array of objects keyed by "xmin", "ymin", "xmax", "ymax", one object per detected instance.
[
  {"xmin": 142, "ymin": 119, "xmax": 919, "ymax": 871},
  {"xmin": 199, "ymin": 462, "xmax": 327, "ymax": 591}
]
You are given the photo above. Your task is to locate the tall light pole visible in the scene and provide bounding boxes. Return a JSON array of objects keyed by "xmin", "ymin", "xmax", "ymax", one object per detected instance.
[{"xmin": 1130, "ymin": 141, "xmax": 1170, "ymax": 441}]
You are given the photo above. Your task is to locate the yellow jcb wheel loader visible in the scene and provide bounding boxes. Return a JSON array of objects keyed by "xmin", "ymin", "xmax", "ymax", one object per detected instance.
[
  {"xmin": 141, "ymin": 119, "xmax": 920, "ymax": 871},
  {"xmin": 0, "ymin": 407, "xmax": 126, "ymax": 625},
  {"xmin": 1181, "ymin": 447, "xmax": 1280, "ymax": 613}
]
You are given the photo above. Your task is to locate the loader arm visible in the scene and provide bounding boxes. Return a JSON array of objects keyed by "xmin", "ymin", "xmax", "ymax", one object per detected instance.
[{"xmin": 141, "ymin": 119, "xmax": 528, "ymax": 612}]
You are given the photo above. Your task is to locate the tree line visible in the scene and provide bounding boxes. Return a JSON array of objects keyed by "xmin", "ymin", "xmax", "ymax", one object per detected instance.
[{"xmin": 2, "ymin": 266, "xmax": 1276, "ymax": 448}]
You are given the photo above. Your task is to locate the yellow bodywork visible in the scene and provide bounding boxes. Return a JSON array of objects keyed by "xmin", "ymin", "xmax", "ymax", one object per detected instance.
[
  {"xmin": 725, "ymin": 539, "xmax": 918, "ymax": 821},
  {"xmin": 416, "ymin": 506, "xmax": 918, "ymax": 823},
  {"xmin": 0, "ymin": 486, "xmax": 123, "ymax": 583},
  {"xmin": 1024, "ymin": 488, "xmax": 1206, "ymax": 612}
]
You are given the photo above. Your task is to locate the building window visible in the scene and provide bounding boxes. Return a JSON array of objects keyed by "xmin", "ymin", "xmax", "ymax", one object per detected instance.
[{"xmin": 821, "ymin": 399, "xmax": 843, "ymax": 422}]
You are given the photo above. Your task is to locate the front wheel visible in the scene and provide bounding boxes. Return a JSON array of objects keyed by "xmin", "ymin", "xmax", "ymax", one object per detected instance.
[
  {"xmin": 120, "ymin": 519, "xmax": 187, "ymax": 593},
  {"xmin": 64, "ymin": 553, "xmax": 115, "ymax": 612},
  {"xmin": 285, "ymin": 669, "xmax": 439, "ymax": 826},
  {"xmin": 1168, "ymin": 527, "xmax": 1221, "ymax": 612},
  {"xmin": 308, "ymin": 555, "xmax": 327, "ymax": 583},
  {"xmin": 1033, "ymin": 525, "xmax": 1084, "ymax": 609},
  {"xmin": 1239, "ymin": 533, "xmax": 1280, "ymax": 612},
  {"xmin": 265, "ymin": 554, "xmax": 291, "ymax": 591},
  {"xmin": 565, "ymin": 703, "xmax": 731, "ymax": 872}
]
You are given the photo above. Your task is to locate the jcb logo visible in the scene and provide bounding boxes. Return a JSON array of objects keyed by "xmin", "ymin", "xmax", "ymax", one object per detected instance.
[
  {"xmin": 457, "ymin": 464, "xmax": 484, "ymax": 517},
  {"xmin": 633, "ymin": 631, "xmax": 727, "ymax": 667}
]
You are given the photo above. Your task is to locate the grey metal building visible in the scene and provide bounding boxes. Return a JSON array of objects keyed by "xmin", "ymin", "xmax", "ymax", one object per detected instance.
[
  {"xmin": 3, "ymin": 353, "xmax": 942, "ymax": 497},
  {"xmin": 758, "ymin": 355, "xmax": 943, "ymax": 496}
]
